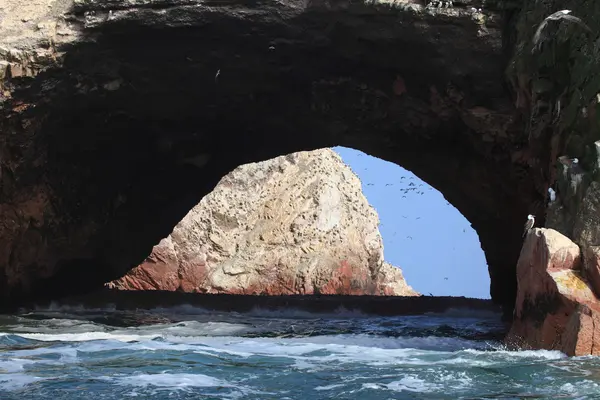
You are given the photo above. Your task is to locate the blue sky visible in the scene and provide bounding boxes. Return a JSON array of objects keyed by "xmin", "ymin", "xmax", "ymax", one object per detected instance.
[{"xmin": 333, "ymin": 146, "xmax": 490, "ymax": 299}]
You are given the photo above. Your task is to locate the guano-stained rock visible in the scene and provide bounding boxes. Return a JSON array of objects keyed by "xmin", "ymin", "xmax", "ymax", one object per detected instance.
[{"xmin": 107, "ymin": 149, "xmax": 419, "ymax": 296}]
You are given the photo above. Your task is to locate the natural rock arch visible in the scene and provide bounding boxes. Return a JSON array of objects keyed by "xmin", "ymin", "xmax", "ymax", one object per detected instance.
[{"xmin": 0, "ymin": 0, "xmax": 542, "ymax": 313}]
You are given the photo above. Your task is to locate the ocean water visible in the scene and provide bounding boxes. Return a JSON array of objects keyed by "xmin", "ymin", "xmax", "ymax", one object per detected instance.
[{"xmin": 0, "ymin": 305, "xmax": 599, "ymax": 399}]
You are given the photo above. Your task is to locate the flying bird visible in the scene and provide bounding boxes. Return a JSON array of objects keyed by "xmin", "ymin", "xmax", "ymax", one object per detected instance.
[
  {"xmin": 532, "ymin": 10, "xmax": 591, "ymax": 51},
  {"xmin": 523, "ymin": 214, "xmax": 536, "ymax": 237}
]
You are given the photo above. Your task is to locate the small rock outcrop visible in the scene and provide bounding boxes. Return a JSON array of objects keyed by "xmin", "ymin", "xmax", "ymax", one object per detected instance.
[
  {"xmin": 107, "ymin": 149, "xmax": 418, "ymax": 297},
  {"xmin": 506, "ymin": 228, "xmax": 600, "ymax": 356}
]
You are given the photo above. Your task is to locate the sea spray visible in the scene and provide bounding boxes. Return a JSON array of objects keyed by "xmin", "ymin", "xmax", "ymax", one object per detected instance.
[{"xmin": 0, "ymin": 306, "xmax": 599, "ymax": 399}]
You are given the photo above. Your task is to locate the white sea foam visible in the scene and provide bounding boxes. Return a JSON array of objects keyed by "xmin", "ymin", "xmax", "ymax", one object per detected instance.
[
  {"xmin": 7, "ymin": 320, "xmax": 252, "ymax": 344},
  {"xmin": 1, "ymin": 307, "xmax": 596, "ymax": 399},
  {"xmin": 387, "ymin": 376, "xmax": 440, "ymax": 392},
  {"xmin": 16, "ymin": 331, "xmax": 161, "ymax": 342},
  {"xmin": 0, "ymin": 330, "xmax": 517, "ymax": 372},
  {"xmin": 361, "ymin": 372, "xmax": 474, "ymax": 394},
  {"xmin": 314, "ymin": 383, "xmax": 346, "ymax": 391},
  {"xmin": 461, "ymin": 348, "xmax": 566, "ymax": 360},
  {"xmin": 139, "ymin": 320, "xmax": 253, "ymax": 336},
  {"xmin": 113, "ymin": 372, "xmax": 230, "ymax": 389},
  {"xmin": 3, "ymin": 324, "xmax": 560, "ymax": 373},
  {"xmin": 105, "ymin": 372, "xmax": 263, "ymax": 398},
  {"xmin": 176, "ymin": 335, "xmax": 480, "ymax": 369},
  {"xmin": 559, "ymin": 380, "xmax": 600, "ymax": 395}
]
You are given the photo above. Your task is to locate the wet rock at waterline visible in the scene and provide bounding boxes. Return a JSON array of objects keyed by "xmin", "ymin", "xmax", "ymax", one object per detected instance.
[
  {"xmin": 107, "ymin": 149, "xmax": 419, "ymax": 296},
  {"xmin": 506, "ymin": 228, "xmax": 600, "ymax": 356}
]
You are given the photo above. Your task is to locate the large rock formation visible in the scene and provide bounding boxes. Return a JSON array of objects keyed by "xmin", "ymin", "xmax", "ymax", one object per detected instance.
[
  {"xmin": 107, "ymin": 149, "xmax": 418, "ymax": 296},
  {"xmin": 0, "ymin": 0, "xmax": 535, "ymax": 309},
  {"xmin": 4, "ymin": 0, "xmax": 600, "ymax": 354},
  {"xmin": 0, "ymin": 0, "xmax": 532, "ymax": 309},
  {"xmin": 499, "ymin": 1, "xmax": 600, "ymax": 355},
  {"xmin": 506, "ymin": 156, "xmax": 600, "ymax": 355}
]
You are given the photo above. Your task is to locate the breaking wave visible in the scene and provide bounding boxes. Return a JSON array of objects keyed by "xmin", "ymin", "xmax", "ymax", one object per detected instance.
[{"xmin": 0, "ymin": 305, "xmax": 599, "ymax": 399}]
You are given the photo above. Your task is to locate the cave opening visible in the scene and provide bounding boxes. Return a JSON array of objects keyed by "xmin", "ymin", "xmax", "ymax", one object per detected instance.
[
  {"xmin": 334, "ymin": 147, "xmax": 490, "ymax": 299},
  {"xmin": 0, "ymin": 0, "xmax": 542, "ymax": 318},
  {"xmin": 101, "ymin": 145, "xmax": 492, "ymax": 300}
]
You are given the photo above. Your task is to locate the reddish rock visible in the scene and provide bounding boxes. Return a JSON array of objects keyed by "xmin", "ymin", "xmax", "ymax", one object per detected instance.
[
  {"xmin": 506, "ymin": 228, "xmax": 600, "ymax": 356},
  {"xmin": 107, "ymin": 149, "xmax": 419, "ymax": 297}
]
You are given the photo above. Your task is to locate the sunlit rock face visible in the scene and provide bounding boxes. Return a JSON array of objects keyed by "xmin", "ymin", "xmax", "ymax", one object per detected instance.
[
  {"xmin": 107, "ymin": 149, "xmax": 419, "ymax": 296},
  {"xmin": 0, "ymin": 0, "xmax": 538, "ymax": 310},
  {"xmin": 506, "ymin": 228, "xmax": 600, "ymax": 357}
]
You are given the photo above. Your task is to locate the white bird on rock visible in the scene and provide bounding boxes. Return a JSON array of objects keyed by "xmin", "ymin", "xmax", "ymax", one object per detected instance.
[
  {"xmin": 558, "ymin": 155, "xmax": 582, "ymax": 177},
  {"xmin": 548, "ymin": 187, "xmax": 556, "ymax": 202},
  {"xmin": 533, "ymin": 10, "xmax": 591, "ymax": 51},
  {"xmin": 570, "ymin": 157, "xmax": 585, "ymax": 176},
  {"xmin": 523, "ymin": 214, "xmax": 536, "ymax": 237}
]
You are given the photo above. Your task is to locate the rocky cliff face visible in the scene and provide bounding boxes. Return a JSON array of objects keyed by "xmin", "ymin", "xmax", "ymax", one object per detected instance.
[
  {"xmin": 107, "ymin": 149, "xmax": 418, "ymax": 296},
  {"xmin": 0, "ymin": 0, "xmax": 531, "ymax": 309},
  {"xmin": 502, "ymin": 1, "xmax": 600, "ymax": 355},
  {"xmin": 506, "ymin": 164, "xmax": 600, "ymax": 355},
  {"xmin": 3, "ymin": 0, "xmax": 600, "ymax": 355}
]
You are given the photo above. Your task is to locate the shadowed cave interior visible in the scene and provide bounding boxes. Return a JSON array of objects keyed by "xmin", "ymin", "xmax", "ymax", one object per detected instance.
[{"xmin": 0, "ymin": 0, "xmax": 543, "ymax": 316}]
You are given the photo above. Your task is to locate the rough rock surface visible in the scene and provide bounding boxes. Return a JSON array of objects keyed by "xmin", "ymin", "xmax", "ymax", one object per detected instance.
[
  {"xmin": 506, "ymin": 228, "xmax": 600, "ymax": 356},
  {"xmin": 500, "ymin": 0, "xmax": 600, "ymax": 354},
  {"xmin": 107, "ymin": 149, "xmax": 418, "ymax": 296},
  {"xmin": 5, "ymin": 0, "xmax": 600, "ymax": 354},
  {"xmin": 0, "ymin": 0, "xmax": 533, "ymax": 309}
]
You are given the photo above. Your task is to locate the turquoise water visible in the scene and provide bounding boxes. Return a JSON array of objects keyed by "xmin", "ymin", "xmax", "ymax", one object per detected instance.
[{"xmin": 1, "ymin": 305, "xmax": 600, "ymax": 399}]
